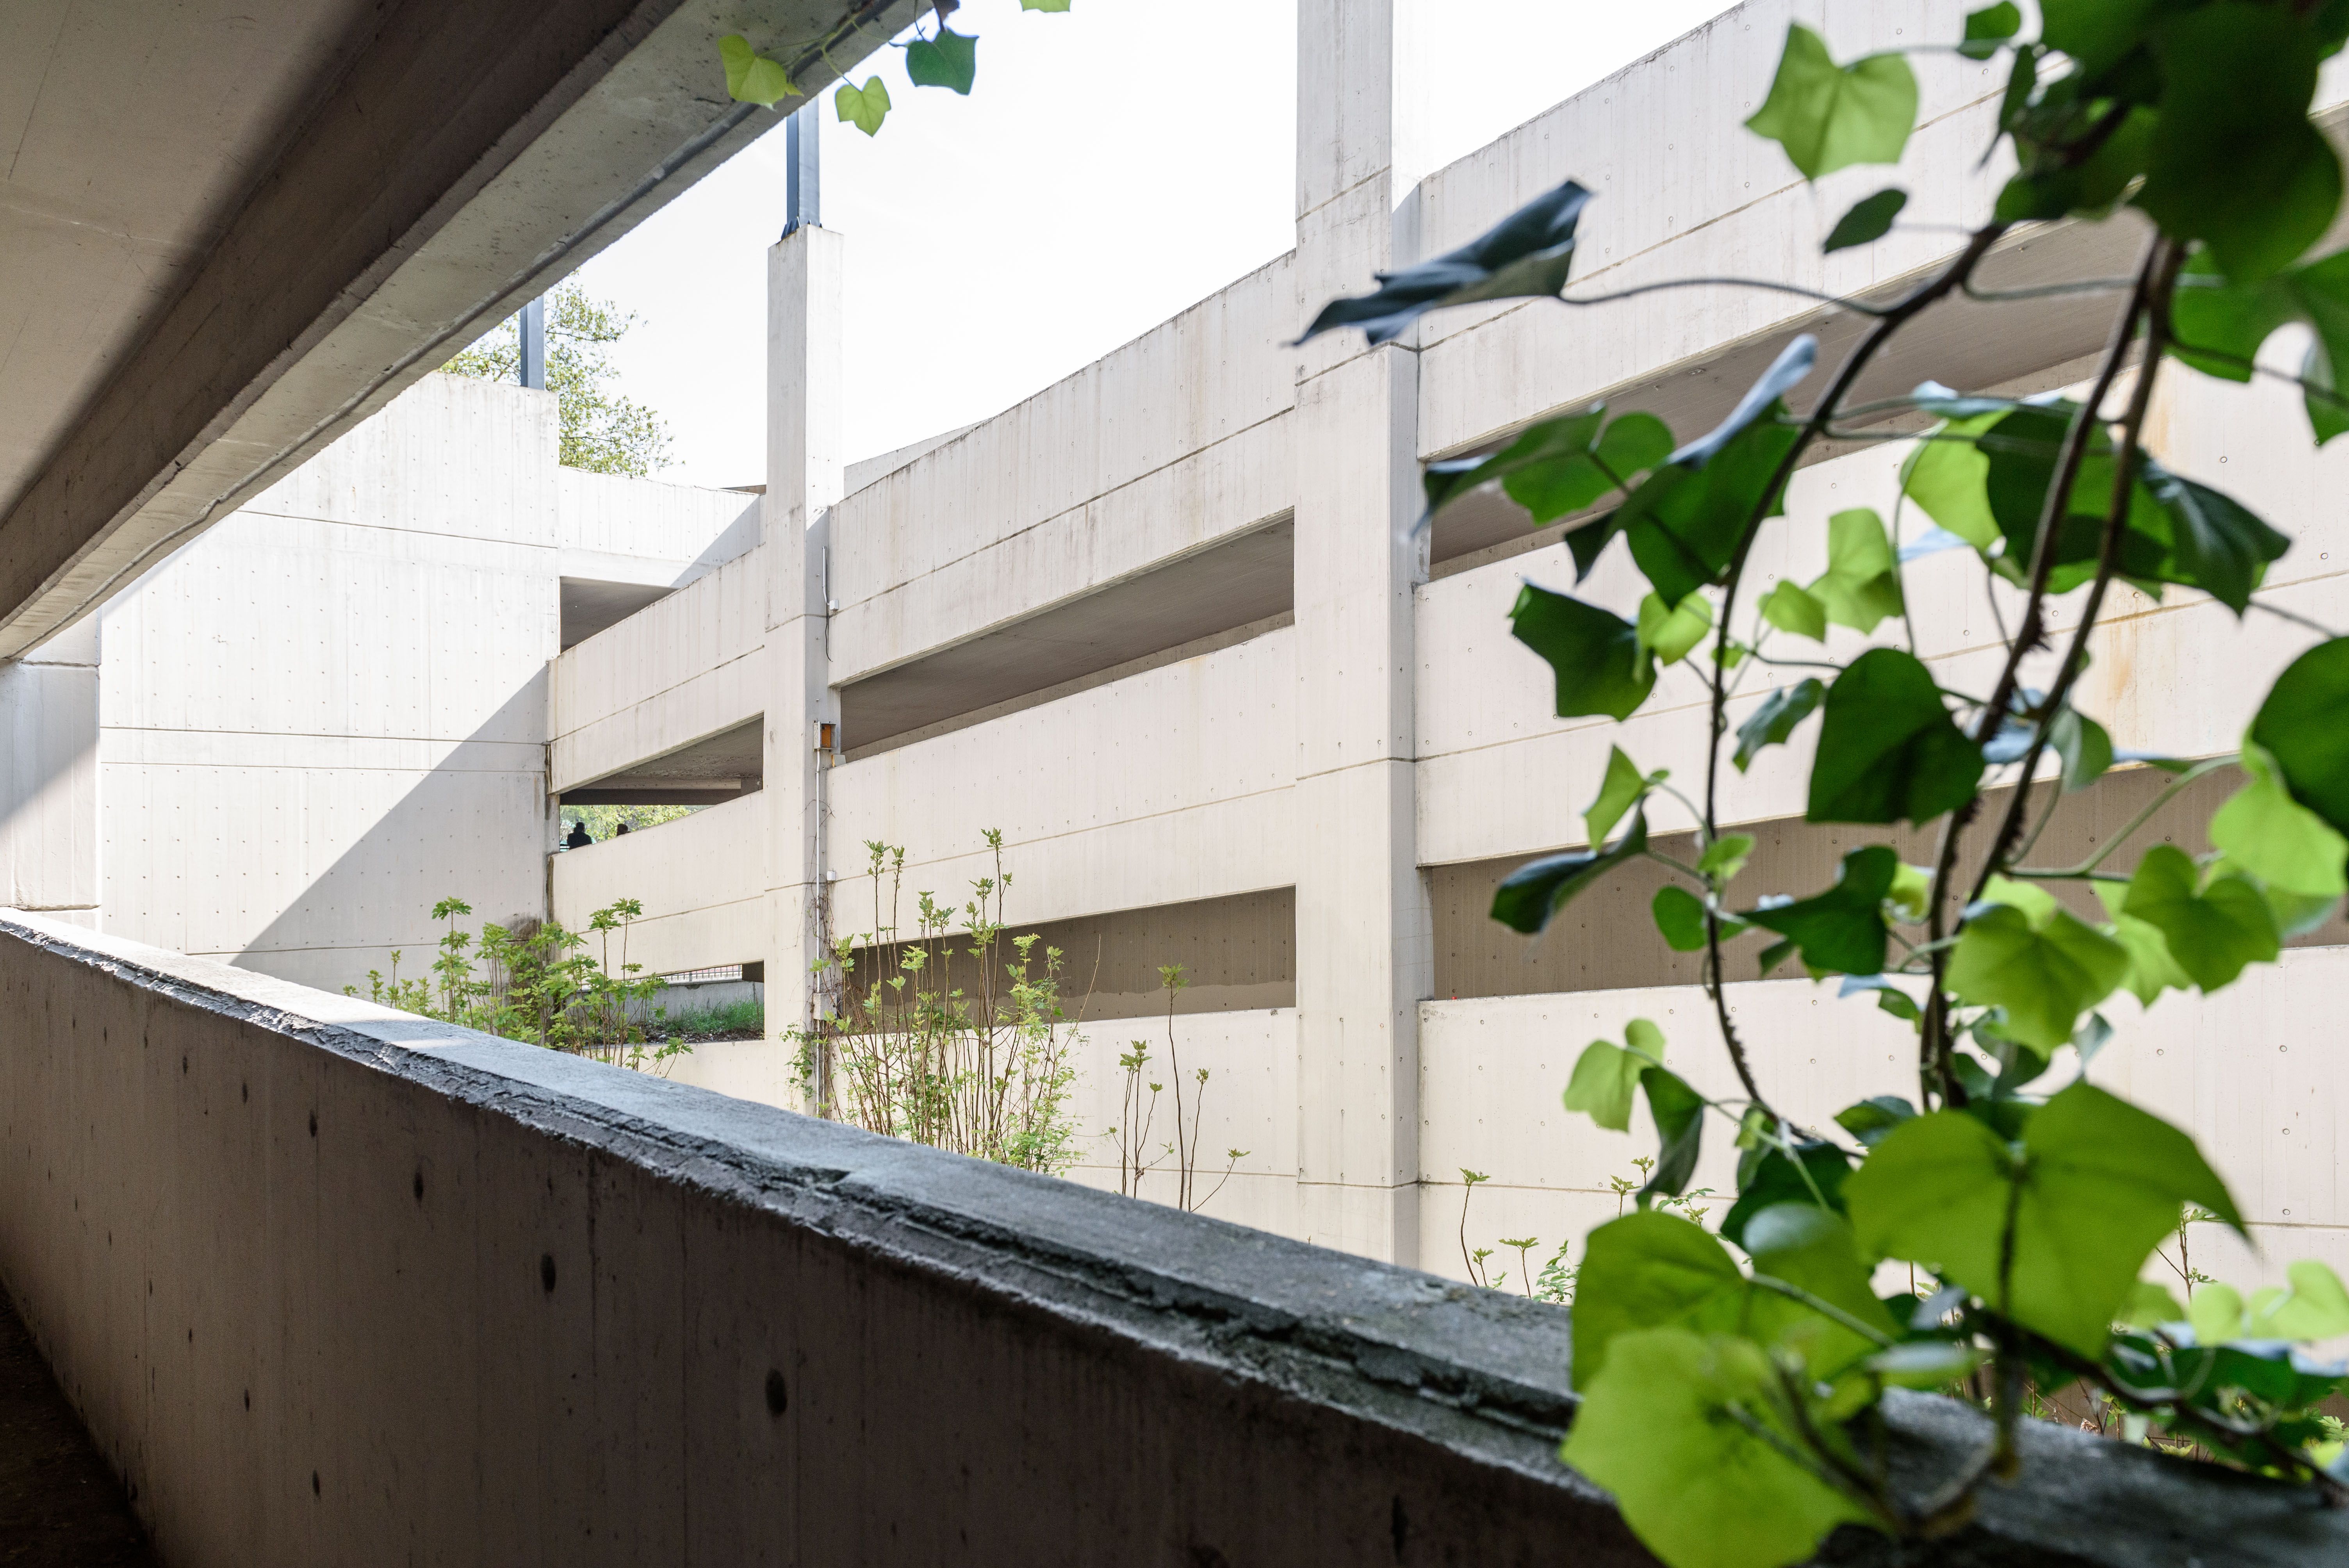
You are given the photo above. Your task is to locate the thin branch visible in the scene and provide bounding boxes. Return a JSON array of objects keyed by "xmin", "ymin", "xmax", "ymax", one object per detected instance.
[
  {"xmin": 1556, "ymin": 276, "xmax": 1893, "ymax": 317},
  {"xmin": 1697, "ymin": 223, "xmax": 2009, "ymax": 1127},
  {"xmin": 2250, "ymin": 597, "xmax": 2344, "ymax": 639}
]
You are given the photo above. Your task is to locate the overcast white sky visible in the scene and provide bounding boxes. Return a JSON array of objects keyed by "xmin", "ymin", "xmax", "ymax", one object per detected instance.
[{"xmin": 560, "ymin": 0, "xmax": 1736, "ymax": 487}]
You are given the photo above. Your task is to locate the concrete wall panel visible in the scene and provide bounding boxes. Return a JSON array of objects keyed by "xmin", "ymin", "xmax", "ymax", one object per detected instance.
[
  {"xmin": 825, "ymin": 630, "xmax": 1296, "ymax": 930},
  {"xmin": 0, "ymin": 620, "xmax": 98, "ymax": 915},
  {"xmin": 550, "ymin": 791, "xmax": 768, "ymax": 976}
]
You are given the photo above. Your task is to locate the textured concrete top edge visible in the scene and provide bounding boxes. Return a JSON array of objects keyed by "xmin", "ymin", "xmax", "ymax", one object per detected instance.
[{"xmin": 12, "ymin": 910, "xmax": 2347, "ymax": 1564}]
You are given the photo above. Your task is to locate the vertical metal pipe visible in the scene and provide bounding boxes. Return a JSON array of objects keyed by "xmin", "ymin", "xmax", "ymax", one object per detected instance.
[
  {"xmin": 519, "ymin": 296, "xmax": 546, "ymax": 389},
  {"xmin": 783, "ymin": 102, "xmax": 822, "ymax": 238}
]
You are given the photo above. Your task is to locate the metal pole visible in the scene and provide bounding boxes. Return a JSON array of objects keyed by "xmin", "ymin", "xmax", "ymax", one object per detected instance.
[
  {"xmin": 519, "ymin": 296, "xmax": 545, "ymax": 389},
  {"xmin": 782, "ymin": 102, "xmax": 821, "ymax": 238}
]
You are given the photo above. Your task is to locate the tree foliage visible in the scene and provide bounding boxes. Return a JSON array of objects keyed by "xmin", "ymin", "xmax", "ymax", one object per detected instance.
[
  {"xmin": 719, "ymin": 0, "xmax": 1073, "ymax": 139},
  {"xmin": 442, "ymin": 282, "xmax": 673, "ymax": 478},
  {"xmin": 1314, "ymin": 5, "xmax": 2349, "ymax": 1562}
]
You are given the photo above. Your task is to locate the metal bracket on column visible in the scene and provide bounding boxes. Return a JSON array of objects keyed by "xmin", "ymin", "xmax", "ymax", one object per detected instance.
[
  {"xmin": 519, "ymin": 297, "xmax": 545, "ymax": 389},
  {"xmin": 782, "ymin": 102, "xmax": 822, "ymax": 238}
]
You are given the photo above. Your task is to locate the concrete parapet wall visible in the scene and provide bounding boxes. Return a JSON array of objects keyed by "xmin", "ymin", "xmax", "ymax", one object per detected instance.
[
  {"xmin": 549, "ymin": 792, "xmax": 768, "ymax": 976},
  {"xmin": 549, "ymin": 544, "xmax": 770, "ymax": 794},
  {"xmin": 4, "ymin": 911, "xmax": 2339, "ymax": 1566}
]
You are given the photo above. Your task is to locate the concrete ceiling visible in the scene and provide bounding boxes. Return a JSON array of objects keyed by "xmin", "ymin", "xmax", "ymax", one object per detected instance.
[
  {"xmin": 561, "ymin": 716, "xmax": 763, "ymax": 805},
  {"xmin": 0, "ymin": 0, "xmax": 925, "ymax": 661}
]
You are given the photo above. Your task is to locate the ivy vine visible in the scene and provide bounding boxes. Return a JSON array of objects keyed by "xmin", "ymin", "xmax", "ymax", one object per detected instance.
[
  {"xmin": 721, "ymin": 0, "xmax": 1072, "ymax": 137},
  {"xmin": 1308, "ymin": 5, "xmax": 2349, "ymax": 1563}
]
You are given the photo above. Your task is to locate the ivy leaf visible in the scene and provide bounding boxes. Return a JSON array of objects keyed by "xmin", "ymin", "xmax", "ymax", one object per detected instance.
[
  {"xmin": 719, "ymin": 36, "xmax": 797, "ymax": 107},
  {"xmin": 2249, "ymin": 636, "xmax": 2349, "ymax": 837},
  {"xmin": 1492, "ymin": 813, "xmax": 1649, "ymax": 934},
  {"xmin": 1639, "ymin": 1065, "xmax": 1706, "ymax": 1206},
  {"xmin": 1946, "ymin": 903, "xmax": 2128, "ymax": 1051},
  {"xmin": 1834, "ymin": 1095, "xmax": 1914, "ymax": 1148},
  {"xmin": 1823, "ymin": 187, "xmax": 1906, "ymax": 251},
  {"xmin": 1652, "ymin": 886, "xmax": 1711, "ymax": 951},
  {"xmin": 1609, "ymin": 337, "xmax": 1814, "ymax": 605},
  {"xmin": 1900, "ymin": 410, "xmax": 2003, "ymax": 551},
  {"xmin": 905, "ymin": 27, "xmax": 979, "ymax": 94},
  {"xmin": 1019, "ymin": 0, "xmax": 1072, "ymax": 9},
  {"xmin": 2140, "ymin": 466, "xmax": 2289, "ymax": 615},
  {"xmin": 2049, "ymin": 707, "xmax": 2114, "ymax": 792},
  {"xmin": 1745, "ymin": 24, "xmax": 1919, "ymax": 181},
  {"xmin": 2094, "ymin": 881, "xmax": 2196, "ymax": 1007},
  {"xmin": 1735, "ymin": 679, "xmax": 1825, "ymax": 774},
  {"xmin": 1744, "ymin": 1205, "xmax": 1902, "ymax": 1376},
  {"xmin": 1585, "ymin": 745, "xmax": 1650, "ymax": 845},
  {"xmin": 1299, "ymin": 179, "xmax": 1592, "ymax": 345},
  {"xmin": 2251, "ymin": 1260, "xmax": 2349, "ymax": 1340},
  {"xmin": 1508, "ymin": 584, "xmax": 1655, "ymax": 721},
  {"xmin": 1807, "ymin": 649, "xmax": 1984, "ymax": 825},
  {"xmin": 1759, "ymin": 580, "xmax": 1827, "ymax": 641},
  {"xmin": 1699, "ymin": 834, "xmax": 1756, "ymax": 884},
  {"xmin": 1421, "ymin": 406, "xmax": 1604, "ymax": 522},
  {"xmin": 1563, "ymin": 1026, "xmax": 1664, "ymax": 1133},
  {"xmin": 1847, "ymin": 1082, "xmax": 2242, "ymax": 1356},
  {"xmin": 2121, "ymin": 845, "xmax": 2281, "ymax": 991},
  {"xmin": 1807, "ymin": 508, "xmax": 1904, "ymax": 634},
  {"xmin": 2135, "ymin": 5, "xmax": 2341, "ymax": 283},
  {"xmin": 1960, "ymin": 1, "xmax": 2022, "ymax": 59},
  {"xmin": 2210, "ymin": 744, "xmax": 2349, "ymax": 899},
  {"xmin": 2171, "ymin": 248, "xmax": 2349, "ymax": 444},
  {"xmin": 1562, "ymin": 1328, "xmax": 1880, "ymax": 1568},
  {"xmin": 834, "ymin": 76, "xmax": 891, "ymax": 135},
  {"xmin": 1569, "ymin": 1212, "xmax": 1745, "ymax": 1384},
  {"xmin": 1636, "ymin": 590, "xmax": 1713, "ymax": 666},
  {"xmin": 1741, "ymin": 845, "xmax": 1898, "ymax": 977},
  {"xmin": 1721, "ymin": 1144, "xmax": 1851, "ymax": 1250}
]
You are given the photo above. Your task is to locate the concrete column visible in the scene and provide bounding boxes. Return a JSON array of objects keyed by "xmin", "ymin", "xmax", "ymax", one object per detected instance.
[
  {"xmin": 763, "ymin": 226, "xmax": 847, "ymax": 1111},
  {"xmin": 0, "ymin": 617, "xmax": 100, "ymax": 927},
  {"xmin": 1291, "ymin": 0, "xmax": 1431, "ymax": 1265}
]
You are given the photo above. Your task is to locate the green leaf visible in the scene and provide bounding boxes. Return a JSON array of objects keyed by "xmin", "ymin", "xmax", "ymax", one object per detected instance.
[
  {"xmin": 1700, "ymin": 834, "xmax": 1756, "ymax": 884},
  {"xmin": 1736, "ymin": 679, "xmax": 1824, "ymax": 773},
  {"xmin": 1834, "ymin": 1096, "xmax": 1914, "ymax": 1148},
  {"xmin": 2038, "ymin": 0, "xmax": 2153, "ymax": 72},
  {"xmin": 2249, "ymin": 637, "xmax": 2349, "ymax": 837},
  {"xmin": 2251, "ymin": 1260, "xmax": 2349, "ymax": 1340},
  {"xmin": 1741, "ymin": 845, "xmax": 1898, "ymax": 977},
  {"xmin": 2122, "ymin": 1280, "xmax": 2188, "ymax": 1329},
  {"xmin": 2140, "ymin": 467, "xmax": 2289, "ymax": 616},
  {"xmin": 2135, "ymin": 5, "xmax": 2341, "ymax": 282},
  {"xmin": 1807, "ymin": 508, "xmax": 1904, "ymax": 634},
  {"xmin": 1301, "ymin": 179, "xmax": 1591, "ymax": 345},
  {"xmin": 1565, "ymin": 1035, "xmax": 1659, "ymax": 1133},
  {"xmin": 905, "ymin": 27, "xmax": 979, "ymax": 94},
  {"xmin": 2170, "ymin": 248, "xmax": 2349, "ymax": 444},
  {"xmin": 1584, "ymin": 745, "xmax": 1649, "ymax": 844},
  {"xmin": 1652, "ymin": 886, "xmax": 1713, "ymax": 951},
  {"xmin": 1847, "ymin": 1082, "xmax": 2244, "ymax": 1355},
  {"xmin": 1019, "ymin": 0, "xmax": 1072, "ymax": 10},
  {"xmin": 1562, "ymin": 1329, "xmax": 1880, "ymax": 1568},
  {"xmin": 1722, "ymin": 1144, "xmax": 1851, "ymax": 1250},
  {"xmin": 2095, "ymin": 881, "xmax": 2196, "ymax": 1006},
  {"xmin": 1636, "ymin": 591, "xmax": 1713, "ymax": 666},
  {"xmin": 1946, "ymin": 903, "xmax": 2128, "ymax": 1050},
  {"xmin": 2210, "ymin": 744, "xmax": 2349, "ymax": 899},
  {"xmin": 1639, "ymin": 1066, "xmax": 1706, "ymax": 1205},
  {"xmin": 1508, "ymin": 584, "xmax": 1655, "ymax": 722},
  {"xmin": 1609, "ymin": 338, "xmax": 1814, "ymax": 604},
  {"xmin": 1745, "ymin": 24, "xmax": 1919, "ymax": 181},
  {"xmin": 834, "ymin": 76, "xmax": 891, "ymax": 135},
  {"xmin": 1759, "ymin": 580, "xmax": 1827, "ymax": 641},
  {"xmin": 2189, "ymin": 1283, "xmax": 2247, "ymax": 1347},
  {"xmin": 1492, "ymin": 813, "xmax": 1649, "ymax": 934},
  {"xmin": 1597, "ymin": 411, "xmax": 1674, "ymax": 476},
  {"xmin": 2050, "ymin": 707, "xmax": 2114, "ymax": 792},
  {"xmin": 1900, "ymin": 411, "xmax": 2003, "ymax": 551},
  {"xmin": 1422, "ymin": 407, "xmax": 1605, "ymax": 522},
  {"xmin": 2121, "ymin": 845, "xmax": 2281, "ymax": 991},
  {"xmin": 1569, "ymin": 1213, "xmax": 1745, "ymax": 1384},
  {"xmin": 1744, "ymin": 1205, "xmax": 1902, "ymax": 1374},
  {"xmin": 1960, "ymin": 1, "xmax": 2021, "ymax": 58},
  {"xmin": 1824, "ymin": 187, "xmax": 1906, "ymax": 251},
  {"xmin": 719, "ymin": 36, "xmax": 797, "ymax": 107},
  {"xmin": 1807, "ymin": 649, "xmax": 1984, "ymax": 825}
]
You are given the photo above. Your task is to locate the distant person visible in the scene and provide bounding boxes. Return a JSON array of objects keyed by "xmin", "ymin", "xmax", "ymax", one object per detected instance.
[
  {"xmin": 615, "ymin": 822, "xmax": 631, "ymax": 836},
  {"xmin": 564, "ymin": 820, "xmax": 592, "ymax": 848}
]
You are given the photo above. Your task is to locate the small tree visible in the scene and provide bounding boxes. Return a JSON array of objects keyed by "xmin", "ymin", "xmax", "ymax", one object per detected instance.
[
  {"xmin": 443, "ymin": 280, "xmax": 672, "ymax": 476},
  {"xmin": 1307, "ymin": 7, "xmax": 2349, "ymax": 1564}
]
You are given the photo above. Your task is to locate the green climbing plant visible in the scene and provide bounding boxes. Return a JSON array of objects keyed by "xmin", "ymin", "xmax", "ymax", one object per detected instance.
[
  {"xmin": 1309, "ymin": 6, "xmax": 2349, "ymax": 1564},
  {"xmin": 719, "ymin": 0, "xmax": 1074, "ymax": 139}
]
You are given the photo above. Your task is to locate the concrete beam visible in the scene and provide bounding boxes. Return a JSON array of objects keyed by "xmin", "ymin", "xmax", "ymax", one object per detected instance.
[{"xmin": 0, "ymin": 0, "xmax": 926, "ymax": 660}]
